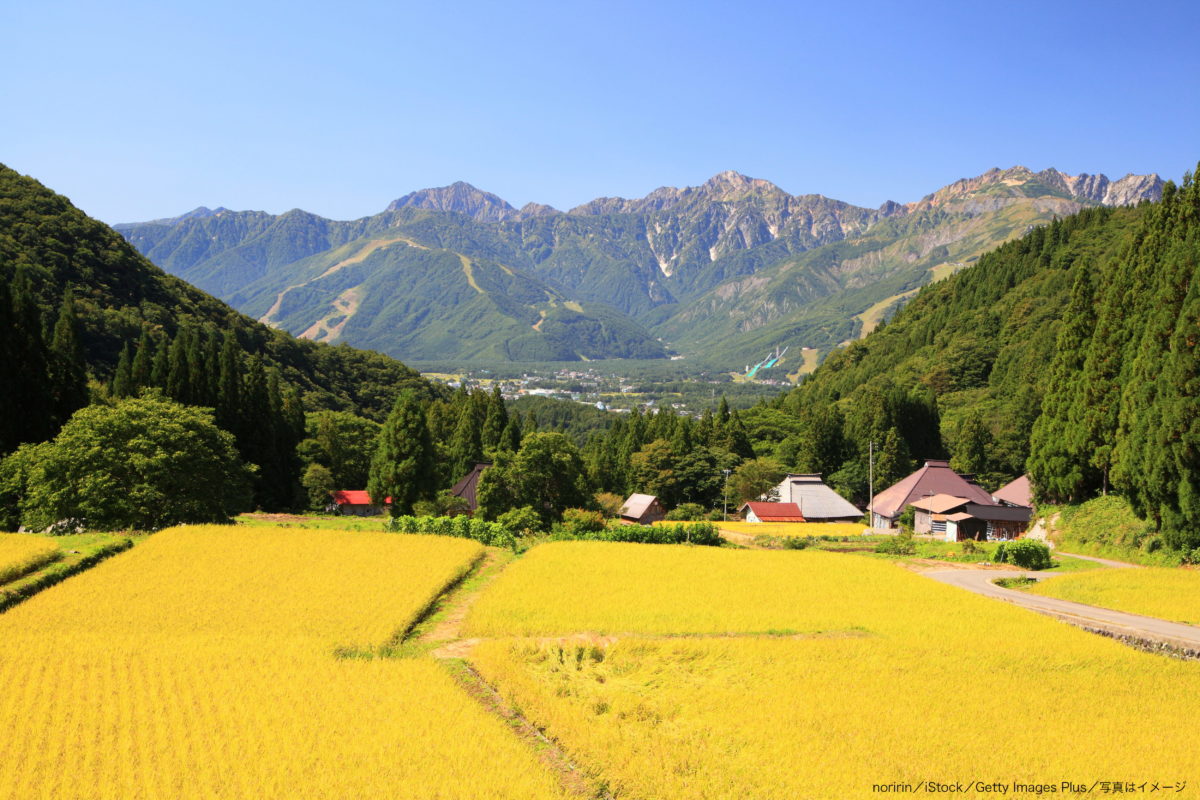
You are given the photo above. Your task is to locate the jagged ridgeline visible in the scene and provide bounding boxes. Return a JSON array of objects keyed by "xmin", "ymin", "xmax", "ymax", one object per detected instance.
[
  {"xmin": 116, "ymin": 167, "xmax": 1161, "ymax": 368},
  {"xmin": 784, "ymin": 163, "xmax": 1200, "ymax": 549},
  {"xmin": 0, "ymin": 164, "xmax": 437, "ymax": 506}
]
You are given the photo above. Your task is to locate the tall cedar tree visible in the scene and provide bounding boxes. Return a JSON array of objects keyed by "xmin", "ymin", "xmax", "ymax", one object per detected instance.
[{"xmin": 369, "ymin": 391, "xmax": 436, "ymax": 515}]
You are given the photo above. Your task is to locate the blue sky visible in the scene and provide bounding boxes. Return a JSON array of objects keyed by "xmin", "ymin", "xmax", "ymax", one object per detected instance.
[{"xmin": 3, "ymin": 0, "xmax": 1198, "ymax": 223}]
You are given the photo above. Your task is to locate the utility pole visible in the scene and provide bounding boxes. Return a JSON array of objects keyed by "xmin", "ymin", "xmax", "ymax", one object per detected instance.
[
  {"xmin": 723, "ymin": 468, "xmax": 732, "ymax": 522},
  {"xmin": 868, "ymin": 440, "xmax": 875, "ymax": 529}
]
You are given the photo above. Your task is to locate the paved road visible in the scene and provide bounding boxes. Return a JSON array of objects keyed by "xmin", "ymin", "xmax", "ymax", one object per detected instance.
[
  {"xmin": 922, "ymin": 567, "xmax": 1200, "ymax": 652},
  {"xmin": 1055, "ymin": 551, "xmax": 1141, "ymax": 569}
]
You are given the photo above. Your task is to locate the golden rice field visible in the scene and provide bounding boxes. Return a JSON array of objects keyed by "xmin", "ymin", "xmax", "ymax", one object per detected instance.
[
  {"xmin": 465, "ymin": 541, "xmax": 926, "ymax": 636},
  {"xmin": 467, "ymin": 542, "xmax": 1200, "ymax": 799},
  {"xmin": 0, "ymin": 532, "xmax": 59, "ymax": 584},
  {"xmin": 715, "ymin": 520, "xmax": 869, "ymax": 537},
  {"xmin": 1027, "ymin": 566, "xmax": 1200, "ymax": 625},
  {"xmin": 0, "ymin": 526, "xmax": 565, "ymax": 799}
]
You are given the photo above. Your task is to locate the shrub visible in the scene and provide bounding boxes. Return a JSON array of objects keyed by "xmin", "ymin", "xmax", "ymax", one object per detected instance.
[
  {"xmin": 496, "ymin": 506, "xmax": 545, "ymax": 537},
  {"xmin": 994, "ymin": 538, "xmax": 1053, "ymax": 570},
  {"xmin": 874, "ymin": 530, "xmax": 916, "ymax": 556},
  {"xmin": 593, "ymin": 492, "xmax": 625, "ymax": 519},
  {"xmin": 561, "ymin": 508, "xmax": 606, "ymax": 536},
  {"xmin": 665, "ymin": 503, "xmax": 706, "ymax": 522},
  {"xmin": 384, "ymin": 514, "xmax": 517, "ymax": 550}
]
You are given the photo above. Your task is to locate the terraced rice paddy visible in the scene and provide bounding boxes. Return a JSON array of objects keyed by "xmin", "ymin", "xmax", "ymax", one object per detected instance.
[
  {"xmin": 467, "ymin": 542, "xmax": 1200, "ymax": 799},
  {"xmin": 0, "ymin": 527, "xmax": 565, "ymax": 799},
  {"xmin": 0, "ymin": 533, "xmax": 59, "ymax": 584},
  {"xmin": 1027, "ymin": 566, "xmax": 1200, "ymax": 625}
]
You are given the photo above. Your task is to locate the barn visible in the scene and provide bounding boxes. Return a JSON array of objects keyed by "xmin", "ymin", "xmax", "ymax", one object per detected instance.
[{"xmin": 620, "ymin": 494, "xmax": 667, "ymax": 525}]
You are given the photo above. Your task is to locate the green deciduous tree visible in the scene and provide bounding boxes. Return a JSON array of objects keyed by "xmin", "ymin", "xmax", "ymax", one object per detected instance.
[{"xmin": 13, "ymin": 393, "xmax": 253, "ymax": 531}]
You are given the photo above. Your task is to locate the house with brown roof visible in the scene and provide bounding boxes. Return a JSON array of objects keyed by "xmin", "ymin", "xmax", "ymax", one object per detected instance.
[
  {"xmin": 737, "ymin": 502, "xmax": 806, "ymax": 523},
  {"xmin": 620, "ymin": 494, "xmax": 666, "ymax": 525},
  {"xmin": 870, "ymin": 460, "xmax": 994, "ymax": 529},
  {"xmin": 449, "ymin": 462, "xmax": 491, "ymax": 514},
  {"xmin": 774, "ymin": 474, "xmax": 862, "ymax": 522}
]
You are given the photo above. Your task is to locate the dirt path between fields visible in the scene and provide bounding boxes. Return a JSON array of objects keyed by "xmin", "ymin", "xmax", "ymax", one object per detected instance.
[
  {"xmin": 921, "ymin": 566, "xmax": 1200, "ymax": 656},
  {"xmin": 407, "ymin": 549, "xmax": 616, "ymax": 798}
]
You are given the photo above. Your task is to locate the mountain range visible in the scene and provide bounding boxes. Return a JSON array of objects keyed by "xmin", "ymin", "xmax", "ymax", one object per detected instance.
[{"xmin": 116, "ymin": 166, "xmax": 1162, "ymax": 369}]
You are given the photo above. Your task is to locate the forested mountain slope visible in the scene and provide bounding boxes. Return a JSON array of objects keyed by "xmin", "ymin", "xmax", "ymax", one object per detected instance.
[
  {"xmin": 0, "ymin": 164, "xmax": 437, "ymax": 509},
  {"xmin": 780, "ymin": 163, "xmax": 1200, "ymax": 549}
]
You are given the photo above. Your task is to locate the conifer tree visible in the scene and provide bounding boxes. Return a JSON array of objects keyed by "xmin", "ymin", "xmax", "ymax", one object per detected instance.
[
  {"xmin": 48, "ymin": 288, "xmax": 88, "ymax": 426},
  {"xmin": 447, "ymin": 403, "xmax": 483, "ymax": 484},
  {"xmin": 368, "ymin": 391, "xmax": 436, "ymax": 515},
  {"xmin": 481, "ymin": 385, "xmax": 507, "ymax": 453},
  {"xmin": 129, "ymin": 327, "xmax": 154, "ymax": 393},
  {"xmin": 215, "ymin": 333, "xmax": 242, "ymax": 434},
  {"xmin": 111, "ymin": 343, "xmax": 134, "ymax": 398}
]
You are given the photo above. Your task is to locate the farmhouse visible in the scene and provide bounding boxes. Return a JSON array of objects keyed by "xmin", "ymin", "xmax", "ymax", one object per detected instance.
[
  {"xmin": 870, "ymin": 460, "xmax": 993, "ymax": 529},
  {"xmin": 620, "ymin": 493, "xmax": 667, "ymax": 525},
  {"xmin": 331, "ymin": 490, "xmax": 388, "ymax": 516},
  {"xmin": 449, "ymin": 462, "xmax": 491, "ymax": 514},
  {"xmin": 774, "ymin": 474, "xmax": 862, "ymax": 522},
  {"xmin": 738, "ymin": 502, "xmax": 806, "ymax": 523},
  {"xmin": 907, "ymin": 493, "xmax": 1031, "ymax": 541}
]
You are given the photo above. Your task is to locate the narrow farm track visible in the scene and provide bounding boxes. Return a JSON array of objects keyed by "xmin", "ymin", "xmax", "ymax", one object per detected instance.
[
  {"xmin": 922, "ymin": 567, "xmax": 1200, "ymax": 655},
  {"xmin": 408, "ymin": 549, "xmax": 618, "ymax": 798}
]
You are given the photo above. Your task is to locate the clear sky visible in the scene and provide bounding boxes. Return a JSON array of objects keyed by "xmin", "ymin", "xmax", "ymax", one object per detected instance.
[{"xmin": 3, "ymin": 0, "xmax": 1198, "ymax": 224}]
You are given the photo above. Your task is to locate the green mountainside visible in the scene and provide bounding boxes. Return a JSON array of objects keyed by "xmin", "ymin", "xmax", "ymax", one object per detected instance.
[
  {"xmin": 116, "ymin": 167, "xmax": 1161, "ymax": 369},
  {"xmin": 0, "ymin": 163, "xmax": 432, "ymax": 421}
]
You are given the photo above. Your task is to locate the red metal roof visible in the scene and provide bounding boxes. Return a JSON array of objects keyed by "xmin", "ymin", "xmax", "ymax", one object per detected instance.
[
  {"xmin": 742, "ymin": 502, "xmax": 806, "ymax": 522},
  {"xmin": 332, "ymin": 490, "xmax": 389, "ymax": 505}
]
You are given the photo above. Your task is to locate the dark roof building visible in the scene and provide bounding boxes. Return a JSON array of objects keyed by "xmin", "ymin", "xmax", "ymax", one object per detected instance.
[{"xmin": 449, "ymin": 462, "xmax": 491, "ymax": 513}]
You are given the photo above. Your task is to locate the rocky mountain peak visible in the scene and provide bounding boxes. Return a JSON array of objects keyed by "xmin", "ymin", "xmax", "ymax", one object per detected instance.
[
  {"xmin": 907, "ymin": 166, "xmax": 1163, "ymax": 212},
  {"xmin": 387, "ymin": 181, "xmax": 518, "ymax": 222},
  {"xmin": 700, "ymin": 170, "xmax": 781, "ymax": 198}
]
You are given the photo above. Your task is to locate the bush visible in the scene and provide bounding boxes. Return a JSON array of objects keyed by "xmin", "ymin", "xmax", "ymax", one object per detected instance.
[
  {"xmin": 496, "ymin": 506, "xmax": 545, "ymax": 537},
  {"xmin": 384, "ymin": 514, "xmax": 518, "ymax": 550},
  {"xmin": 593, "ymin": 492, "xmax": 625, "ymax": 519},
  {"xmin": 561, "ymin": 508, "xmax": 606, "ymax": 535},
  {"xmin": 994, "ymin": 538, "xmax": 1053, "ymax": 570},
  {"xmin": 665, "ymin": 503, "xmax": 706, "ymax": 521},
  {"xmin": 874, "ymin": 530, "xmax": 916, "ymax": 556},
  {"xmin": 552, "ymin": 521, "xmax": 722, "ymax": 547}
]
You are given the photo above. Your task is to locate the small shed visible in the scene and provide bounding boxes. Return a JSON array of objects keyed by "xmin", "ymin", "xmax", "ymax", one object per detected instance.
[
  {"xmin": 449, "ymin": 462, "xmax": 491, "ymax": 514},
  {"xmin": 738, "ymin": 502, "xmax": 806, "ymax": 523},
  {"xmin": 620, "ymin": 493, "xmax": 666, "ymax": 525},
  {"xmin": 332, "ymin": 490, "xmax": 389, "ymax": 517}
]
